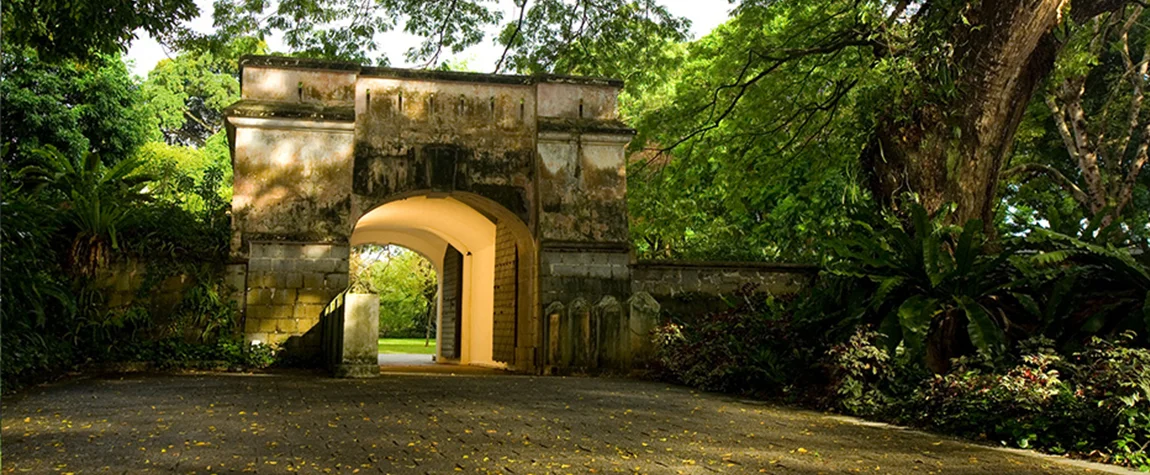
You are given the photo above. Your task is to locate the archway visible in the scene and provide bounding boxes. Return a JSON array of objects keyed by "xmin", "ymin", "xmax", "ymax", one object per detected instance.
[
  {"xmin": 350, "ymin": 244, "xmax": 439, "ymax": 365},
  {"xmin": 350, "ymin": 192, "xmax": 538, "ymax": 369}
]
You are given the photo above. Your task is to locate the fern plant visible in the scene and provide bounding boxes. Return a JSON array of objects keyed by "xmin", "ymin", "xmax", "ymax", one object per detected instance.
[
  {"xmin": 20, "ymin": 146, "xmax": 152, "ymax": 277},
  {"xmin": 1018, "ymin": 229, "xmax": 1150, "ymax": 346},
  {"xmin": 827, "ymin": 203, "xmax": 1021, "ymax": 373}
]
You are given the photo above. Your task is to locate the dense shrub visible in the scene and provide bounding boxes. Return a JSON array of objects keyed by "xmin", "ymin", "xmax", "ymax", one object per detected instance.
[
  {"xmin": 0, "ymin": 145, "xmax": 262, "ymax": 392},
  {"xmin": 654, "ymin": 313, "xmax": 1150, "ymax": 470},
  {"xmin": 653, "ymin": 289, "xmax": 838, "ymax": 399}
]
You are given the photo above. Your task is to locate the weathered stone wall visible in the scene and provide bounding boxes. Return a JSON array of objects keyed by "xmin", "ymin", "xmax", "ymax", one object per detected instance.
[
  {"xmin": 350, "ymin": 73, "xmax": 538, "ymax": 228},
  {"xmin": 542, "ymin": 292, "xmax": 661, "ymax": 374},
  {"xmin": 492, "ymin": 223, "xmax": 518, "ymax": 363},
  {"xmin": 227, "ymin": 56, "xmax": 636, "ymax": 371},
  {"xmin": 631, "ymin": 261, "xmax": 819, "ymax": 317},
  {"xmin": 242, "ymin": 242, "xmax": 350, "ymax": 355},
  {"xmin": 539, "ymin": 244, "xmax": 631, "ymax": 305},
  {"xmin": 631, "ymin": 261, "xmax": 817, "ymax": 296},
  {"xmin": 228, "ymin": 77, "xmax": 356, "ymax": 253},
  {"xmin": 537, "ymin": 133, "xmax": 629, "ymax": 244},
  {"xmin": 93, "ymin": 259, "xmax": 196, "ymax": 312}
]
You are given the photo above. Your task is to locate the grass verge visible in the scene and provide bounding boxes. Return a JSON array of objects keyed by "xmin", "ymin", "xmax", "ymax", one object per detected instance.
[{"xmin": 378, "ymin": 338, "xmax": 436, "ymax": 355}]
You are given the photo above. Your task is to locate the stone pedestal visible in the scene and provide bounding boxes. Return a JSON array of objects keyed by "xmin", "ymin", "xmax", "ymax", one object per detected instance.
[{"xmin": 325, "ymin": 293, "xmax": 379, "ymax": 378}]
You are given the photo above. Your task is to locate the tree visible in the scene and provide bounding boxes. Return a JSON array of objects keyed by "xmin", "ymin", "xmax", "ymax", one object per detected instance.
[
  {"xmin": 19, "ymin": 147, "xmax": 152, "ymax": 278},
  {"xmin": 1, "ymin": 47, "xmax": 156, "ymax": 166},
  {"xmin": 141, "ymin": 43, "xmax": 261, "ymax": 146},
  {"xmin": 626, "ymin": 8, "xmax": 869, "ymax": 261},
  {"xmin": 1004, "ymin": 6, "xmax": 1150, "ymax": 235},
  {"xmin": 1, "ymin": 0, "xmax": 198, "ymax": 63},
  {"xmin": 492, "ymin": 0, "xmax": 688, "ymax": 78},
  {"xmin": 350, "ymin": 246, "xmax": 437, "ymax": 338},
  {"xmin": 202, "ymin": 0, "xmax": 687, "ymax": 74},
  {"xmin": 659, "ymin": 0, "xmax": 1130, "ymax": 228}
]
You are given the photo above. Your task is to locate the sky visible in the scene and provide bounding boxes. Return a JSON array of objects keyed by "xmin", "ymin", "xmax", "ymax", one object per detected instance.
[{"xmin": 123, "ymin": 0, "xmax": 733, "ymax": 79}]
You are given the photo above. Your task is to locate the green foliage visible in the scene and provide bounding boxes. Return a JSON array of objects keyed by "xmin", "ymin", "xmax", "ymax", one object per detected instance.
[
  {"xmin": 908, "ymin": 348, "xmax": 1091, "ymax": 452},
  {"xmin": 135, "ymin": 132, "xmax": 234, "ymax": 212},
  {"xmin": 826, "ymin": 329, "xmax": 924, "ymax": 417},
  {"xmin": 351, "ymin": 246, "xmax": 438, "ymax": 338},
  {"xmin": 826, "ymin": 203, "xmax": 1020, "ymax": 370},
  {"xmin": 0, "ymin": 41, "xmax": 252, "ymax": 393},
  {"xmin": 626, "ymin": 4, "xmax": 872, "ymax": 262},
  {"xmin": 1071, "ymin": 333, "xmax": 1150, "ymax": 468},
  {"xmin": 654, "ymin": 302, "xmax": 1150, "ymax": 469},
  {"xmin": 0, "ymin": 0, "xmax": 197, "ymax": 63},
  {"xmin": 0, "ymin": 188, "xmax": 72, "ymax": 328},
  {"xmin": 1018, "ymin": 229, "xmax": 1150, "ymax": 346},
  {"xmin": 652, "ymin": 291, "xmax": 832, "ymax": 398},
  {"xmin": 99, "ymin": 337, "xmax": 277, "ymax": 371},
  {"xmin": 893, "ymin": 334, "xmax": 1149, "ymax": 469},
  {"xmin": 140, "ymin": 45, "xmax": 255, "ymax": 146},
  {"xmin": 497, "ymin": 0, "xmax": 688, "ymax": 81},
  {"xmin": 203, "ymin": 0, "xmax": 688, "ymax": 73},
  {"xmin": 1, "ymin": 47, "xmax": 156, "ymax": 166},
  {"xmin": 1003, "ymin": 6, "xmax": 1150, "ymax": 242},
  {"xmin": 19, "ymin": 146, "xmax": 153, "ymax": 277}
]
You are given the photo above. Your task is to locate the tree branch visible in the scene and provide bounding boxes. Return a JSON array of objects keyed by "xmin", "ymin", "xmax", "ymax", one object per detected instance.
[
  {"xmin": 1002, "ymin": 163, "xmax": 1091, "ymax": 207},
  {"xmin": 423, "ymin": 0, "xmax": 460, "ymax": 68},
  {"xmin": 1116, "ymin": 6, "xmax": 1147, "ymax": 171},
  {"xmin": 1047, "ymin": 89, "xmax": 1107, "ymax": 213},
  {"xmin": 493, "ymin": 0, "xmax": 529, "ymax": 73},
  {"xmin": 661, "ymin": 33, "xmax": 874, "ymax": 154}
]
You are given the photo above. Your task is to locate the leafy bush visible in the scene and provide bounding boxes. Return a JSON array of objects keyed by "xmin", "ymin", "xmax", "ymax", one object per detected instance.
[
  {"xmin": 652, "ymin": 291, "xmax": 830, "ymax": 398},
  {"xmin": 826, "ymin": 329, "xmax": 926, "ymax": 417},
  {"xmin": 99, "ymin": 337, "xmax": 278, "ymax": 370},
  {"xmin": 1070, "ymin": 333, "xmax": 1150, "ymax": 468},
  {"xmin": 843, "ymin": 334, "xmax": 1150, "ymax": 470},
  {"xmin": 1018, "ymin": 229, "xmax": 1150, "ymax": 348},
  {"xmin": 906, "ymin": 344, "xmax": 1092, "ymax": 452},
  {"xmin": 653, "ymin": 289, "xmax": 1150, "ymax": 469}
]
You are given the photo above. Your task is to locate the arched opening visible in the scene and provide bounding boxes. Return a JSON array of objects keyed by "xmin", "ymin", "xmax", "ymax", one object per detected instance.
[
  {"xmin": 350, "ymin": 192, "xmax": 537, "ymax": 369},
  {"xmin": 350, "ymin": 244, "xmax": 439, "ymax": 365}
]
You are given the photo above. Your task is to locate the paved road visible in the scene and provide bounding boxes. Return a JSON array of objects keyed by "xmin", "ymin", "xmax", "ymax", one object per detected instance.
[{"xmin": 0, "ymin": 371, "xmax": 1116, "ymax": 474}]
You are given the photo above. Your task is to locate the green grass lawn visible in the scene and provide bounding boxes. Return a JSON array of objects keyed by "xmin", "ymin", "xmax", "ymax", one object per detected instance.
[{"xmin": 378, "ymin": 338, "xmax": 436, "ymax": 355}]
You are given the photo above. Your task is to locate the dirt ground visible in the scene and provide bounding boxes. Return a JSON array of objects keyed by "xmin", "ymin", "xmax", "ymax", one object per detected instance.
[{"xmin": 0, "ymin": 370, "xmax": 1128, "ymax": 474}]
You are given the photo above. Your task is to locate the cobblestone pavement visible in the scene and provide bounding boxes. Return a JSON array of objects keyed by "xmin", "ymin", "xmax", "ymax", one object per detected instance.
[{"xmin": 0, "ymin": 371, "xmax": 1115, "ymax": 474}]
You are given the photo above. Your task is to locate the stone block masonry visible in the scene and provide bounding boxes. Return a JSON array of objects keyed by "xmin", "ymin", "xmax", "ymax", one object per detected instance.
[
  {"xmin": 630, "ymin": 260, "xmax": 818, "ymax": 319},
  {"xmin": 491, "ymin": 223, "xmax": 519, "ymax": 363},
  {"xmin": 630, "ymin": 260, "xmax": 818, "ymax": 297},
  {"xmin": 243, "ymin": 242, "xmax": 350, "ymax": 356},
  {"xmin": 226, "ymin": 55, "xmax": 639, "ymax": 373}
]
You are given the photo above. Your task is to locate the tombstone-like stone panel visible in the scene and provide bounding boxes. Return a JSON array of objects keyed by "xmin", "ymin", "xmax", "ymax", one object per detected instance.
[{"xmin": 627, "ymin": 292, "xmax": 662, "ymax": 367}]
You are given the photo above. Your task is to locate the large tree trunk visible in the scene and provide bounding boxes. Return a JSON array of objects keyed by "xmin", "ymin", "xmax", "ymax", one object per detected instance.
[{"xmin": 865, "ymin": 0, "xmax": 1126, "ymax": 225}]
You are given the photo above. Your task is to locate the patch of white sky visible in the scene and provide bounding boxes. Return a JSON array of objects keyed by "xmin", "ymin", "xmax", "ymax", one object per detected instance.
[{"xmin": 123, "ymin": 0, "xmax": 733, "ymax": 79}]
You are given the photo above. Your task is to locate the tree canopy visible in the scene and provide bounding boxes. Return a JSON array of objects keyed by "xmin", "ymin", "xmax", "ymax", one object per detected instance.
[
  {"xmin": 1, "ymin": 0, "xmax": 198, "ymax": 63},
  {"xmin": 1, "ymin": 47, "xmax": 156, "ymax": 166},
  {"xmin": 198, "ymin": 0, "xmax": 688, "ymax": 76}
]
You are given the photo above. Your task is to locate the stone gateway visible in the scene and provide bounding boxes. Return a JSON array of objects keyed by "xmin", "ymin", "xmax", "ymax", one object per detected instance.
[{"xmin": 224, "ymin": 56, "xmax": 637, "ymax": 374}]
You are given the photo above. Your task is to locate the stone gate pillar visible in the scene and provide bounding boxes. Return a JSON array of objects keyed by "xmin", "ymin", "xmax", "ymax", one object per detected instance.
[
  {"xmin": 225, "ymin": 57, "xmax": 358, "ymax": 359},
  {"xmin": 535, "ymin": 81, "xmax": 635, "ymax": 356}
]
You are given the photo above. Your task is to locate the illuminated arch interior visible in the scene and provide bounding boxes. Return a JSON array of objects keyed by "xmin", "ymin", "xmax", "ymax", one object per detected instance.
[{"xmin": 351, "ymin": 194, "xmax": 520, "ymax": 367}]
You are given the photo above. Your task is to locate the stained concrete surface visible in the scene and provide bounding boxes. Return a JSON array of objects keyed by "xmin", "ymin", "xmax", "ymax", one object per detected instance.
[{"xmin": 0, "ymin": 371, "xmax": 1120, "ymax": 474}]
